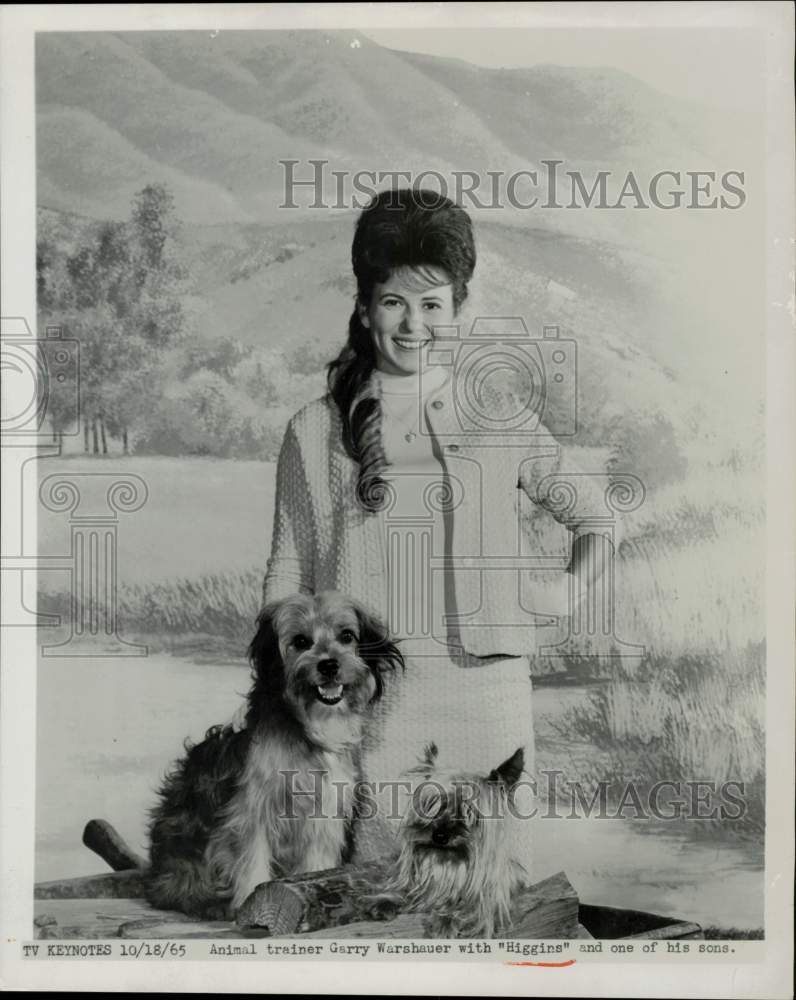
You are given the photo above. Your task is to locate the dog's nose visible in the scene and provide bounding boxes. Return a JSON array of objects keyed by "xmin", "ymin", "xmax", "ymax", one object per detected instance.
[
  {"xmin": 317, "ymin": 658, "xmax": 338, "ymax": 678},
  {"xmin": 432, "ymin": 827, "xmax": 450, "ymax": 846}
]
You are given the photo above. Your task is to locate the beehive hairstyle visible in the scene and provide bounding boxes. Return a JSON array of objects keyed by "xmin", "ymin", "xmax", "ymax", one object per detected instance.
[{"xmin": 326, "ymin": 188, "xmax": 476, "ymax": 511}]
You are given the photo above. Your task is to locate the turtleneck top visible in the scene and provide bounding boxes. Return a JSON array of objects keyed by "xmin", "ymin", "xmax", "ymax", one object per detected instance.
[
  {"xmin": 372, "ymin": 364, "xmax": 449, "ymax": 474},
  {"xmin": 370, "ymin": 364, "xmax": 457, "ymax": 644}
]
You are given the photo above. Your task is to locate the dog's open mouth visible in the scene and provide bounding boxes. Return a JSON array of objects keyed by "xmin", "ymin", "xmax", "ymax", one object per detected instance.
[{"xmin": 315, "ymin": 683, "xmax": 345, "ymax": 705}]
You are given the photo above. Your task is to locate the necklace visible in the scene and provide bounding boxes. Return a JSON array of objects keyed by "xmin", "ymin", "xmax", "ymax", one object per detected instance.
[
  {"xmin": 374, "ymin": 366, "xmax": 447, "ymax": 447},
  {"xmin": 383, "ymin": 394, "xmax": 423, "ymax": 443}
]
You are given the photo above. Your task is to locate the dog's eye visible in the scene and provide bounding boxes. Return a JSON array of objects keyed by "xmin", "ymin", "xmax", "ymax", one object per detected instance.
[
  {"xmin": 339, "ymin": 629, "xmax": 357, "ymax": 645},
  {"xmin": 291, "ymin": 635, "xmax": 312, "ymax": 651}
]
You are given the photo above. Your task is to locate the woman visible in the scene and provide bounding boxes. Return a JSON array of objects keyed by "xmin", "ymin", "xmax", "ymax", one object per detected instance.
[{"xmin": 262, "ymin": 188, "xmax": 612, "ymax": 876}]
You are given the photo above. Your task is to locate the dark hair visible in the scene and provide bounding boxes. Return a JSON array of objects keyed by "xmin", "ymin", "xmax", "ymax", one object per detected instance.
[{"xmin": 326, "ymin": 189, "xmax": 476, "ymax": 512}]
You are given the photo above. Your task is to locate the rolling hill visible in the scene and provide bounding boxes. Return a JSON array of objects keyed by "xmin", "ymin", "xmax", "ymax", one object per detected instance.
[
  {"xmin": 36, "ymin": 30, "xmax": 748, "ymax": 225},
  {"xmin": 35, "ymin": 29, "xmax": 763, "ymax": 454}
]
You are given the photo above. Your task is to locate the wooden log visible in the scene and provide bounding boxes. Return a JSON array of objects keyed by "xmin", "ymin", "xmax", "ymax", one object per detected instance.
[
  {"xmin": 83, "ymin": 819, "xmax": 147, "ymax": 872},
  {"xmin": 627, "ymin": 921, "xmax": 704, "ymax": 941},
  {"xmin": 235, "ymin": 861, "xmax": 394, "ymax": 934},
  {"xmin": 237, "ymin": 864, "xmax": 579, "ymax": 939},
  {"xmin": 34, "ymin": 869, "xmax": 147, "ymax": 900},
  {"xmin": 33, "ymin": 899, "xmax": 247, "ymax": 940},
  {"xmin": 34, "ymin": 899, "xmax": 171, "ymax": 939},
  {"xmin": 578, "ymin": 902, "xmax": 704, "ymax": 940},
  {"xmin": 118, "ymin": 919, "xmax": 244, "ymax": 940},
  {"xmin": 290, "ymin": 913, "xmax": 432, "ymax": 938},
  {"xmin": 37, "ymin": 923, "xmax": 116, "ymax": 941},
  {"xmin": 507, "ymin": 870, "xmax": 580, "ymax": 939}
]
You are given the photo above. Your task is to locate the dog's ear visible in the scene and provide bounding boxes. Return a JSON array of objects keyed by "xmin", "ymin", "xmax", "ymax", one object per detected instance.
[
  {"xmin": 353, "ymin": 602, "xmax": 404, "ymax": 700},
  {"xmin": 405, "ymin": 741, "xmax": 439, "ymax": 777},
  {"xmin": 247, "ymin": 602, "xmax": 285, "ymax": 704},
  {"xmin": 488, "ymin": 747, "xmax": 525, "ymax": 789}
]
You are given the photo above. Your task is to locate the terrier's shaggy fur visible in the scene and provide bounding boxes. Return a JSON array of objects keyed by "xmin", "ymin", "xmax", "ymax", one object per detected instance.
[
  {"xmin": 387, "ymin": 742, "xmax": 529, "ymax": 938},
  {"xmin": 146, "ymin": 591, "xmax": 402, "ymax": 919}
]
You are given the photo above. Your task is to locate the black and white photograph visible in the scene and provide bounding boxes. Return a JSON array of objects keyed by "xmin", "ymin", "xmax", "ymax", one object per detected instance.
[{"xmin": 0, "ymin": 3, "xmax": 793, "ymax": 996}]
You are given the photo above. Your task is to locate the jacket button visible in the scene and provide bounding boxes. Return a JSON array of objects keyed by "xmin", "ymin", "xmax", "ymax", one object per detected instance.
[{"xmin": 431, "ymin": 400, "xmax": 444, "ymax": 409}]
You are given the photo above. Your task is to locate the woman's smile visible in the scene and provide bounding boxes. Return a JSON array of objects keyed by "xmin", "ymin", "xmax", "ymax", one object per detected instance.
[
  {"xmin": 393, "ymin": 336, "xmax": 432, "ymax": 350},
  {"xmin": 358, "ymin": 266, "xmax": 456, "ymax": 376}
]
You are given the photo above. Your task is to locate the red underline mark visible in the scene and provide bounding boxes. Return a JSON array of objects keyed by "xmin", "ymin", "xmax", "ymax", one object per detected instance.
[{"xmin": 506, "ymin": 959, "xmax": 577, "ymax": 968}]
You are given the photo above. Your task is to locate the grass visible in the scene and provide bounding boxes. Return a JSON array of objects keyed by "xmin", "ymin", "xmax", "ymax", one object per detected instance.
[
  {"xmin": 549, "ymin": 641, "xmax": 765, "ymax": 839},
  {"xmin": 38, "ymin": 569, "xmax": 262, "ymax": 659},
  {"xmin": 122, "ymin": 569, "xmax": 263, "ymax": 639},
  {"xmin": 542, "ymin": 462, "xmax": 766, "ymax": 840},
  {"xmin": 702, "ymin": 926, "xmax": 765, "ymax": 940}
]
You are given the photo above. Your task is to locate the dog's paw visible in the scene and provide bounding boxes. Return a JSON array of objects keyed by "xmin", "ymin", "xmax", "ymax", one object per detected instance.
[
  {"xmin": 201, "ymin": 900, "xmax": 233, "ymax": 922},
  {"xmin": 360, "ymin": 891, "xmax": 404, "ymax": 921},
  {"xmin": 425, "ymin": 911, "xmax": 459, "ymax": 938}
]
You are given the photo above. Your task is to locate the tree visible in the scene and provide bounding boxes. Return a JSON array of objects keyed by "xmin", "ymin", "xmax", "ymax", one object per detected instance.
[
  {"xmin": 127, "ymin": 185, "xmax": 187, "ymax": 350},
  {"xmin": 37, "ymin": 185, "xmax": 190, "ymax": 454}
]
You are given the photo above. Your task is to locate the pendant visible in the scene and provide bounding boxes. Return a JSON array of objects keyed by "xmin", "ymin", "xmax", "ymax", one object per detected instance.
[{"xmin": 404, "ymin": 431, "xmax": 417, "ymax": 443}]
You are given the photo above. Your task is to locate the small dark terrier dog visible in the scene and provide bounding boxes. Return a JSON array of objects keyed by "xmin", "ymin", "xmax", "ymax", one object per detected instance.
[
  {"xmin": 146, "ymin": 591, "xmax": 402, "ymax": 919},
  {"xmin": 386, "ymin": 742, "xmax": 530, "ymax": 938}
]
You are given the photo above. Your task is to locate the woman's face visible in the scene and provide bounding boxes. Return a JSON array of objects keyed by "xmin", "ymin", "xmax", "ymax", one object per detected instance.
[{"xmin": 358, "ymin": 266, "xmax": 456, "ymax": 376}]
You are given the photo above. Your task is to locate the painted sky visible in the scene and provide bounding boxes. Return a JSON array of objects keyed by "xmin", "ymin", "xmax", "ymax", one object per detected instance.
[{"xmin": 361, "ymin": 28, "xmax": 763, "ymax": 113}]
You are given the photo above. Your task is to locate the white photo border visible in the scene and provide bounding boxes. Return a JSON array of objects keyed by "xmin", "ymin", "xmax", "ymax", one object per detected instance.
[{"xmin": 1, "ymin": 3, "xmax": 793, "ymax": 996}]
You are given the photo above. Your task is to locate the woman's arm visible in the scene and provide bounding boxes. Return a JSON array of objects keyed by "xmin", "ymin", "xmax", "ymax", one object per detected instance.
[
  {"xmin": 520, "ymin": 437, "xmax": 622, "ymax": 599},
  {"xmin": 262, "ymin": 420, "xmax": 316, "ymax": 606}
]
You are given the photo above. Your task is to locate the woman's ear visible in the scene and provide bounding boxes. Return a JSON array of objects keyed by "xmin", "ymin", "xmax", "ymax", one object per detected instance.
[{"xmin": 357, "ymin": 298, "xmax": 371, "ymax": 329}]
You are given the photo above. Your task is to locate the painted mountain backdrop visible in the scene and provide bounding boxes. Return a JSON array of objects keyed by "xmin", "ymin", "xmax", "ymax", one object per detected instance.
[
  {"xmin": 33, "ymin": 31, "xmax": 767, "ymax": 915},
  {"xmin": 36, "ymin": 29, "xmax": 763, "ymax": 471},
  {"xmin": 37, "ymin": 30, "xmax": 748, "ymax": 223}
]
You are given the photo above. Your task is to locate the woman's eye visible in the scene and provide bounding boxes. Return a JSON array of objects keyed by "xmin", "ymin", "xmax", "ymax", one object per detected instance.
[
  {"xmin": 339, "ymin": 630, "xmax": 357, "ymax": 645},
  {"xmin": 292, "ymin": 635, "xmax": 311, "ymax": 651},
  {"xmin": 423, "ymin": 302, "xmax": 441, "ymax": 310},
  {"xmin": 382, "ymin": 298, "xmax": 401, "ymax": 308}
]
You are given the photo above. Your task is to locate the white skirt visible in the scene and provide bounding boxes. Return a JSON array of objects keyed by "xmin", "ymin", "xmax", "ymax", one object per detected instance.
[{"xmin": 353, "ymin": 639, "xmax": 536, "ymax": 879}]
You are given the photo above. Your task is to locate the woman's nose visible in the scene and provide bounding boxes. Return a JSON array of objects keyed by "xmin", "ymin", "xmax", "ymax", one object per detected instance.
[{"xmin": 401, "ymin": 308, "xmax": 426, "ymax": 336}]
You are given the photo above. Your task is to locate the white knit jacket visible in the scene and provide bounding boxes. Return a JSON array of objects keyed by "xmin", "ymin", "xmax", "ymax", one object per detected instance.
[{"xmin": 262, "ymin": 379, "xmax": 617, "ymax": 657}]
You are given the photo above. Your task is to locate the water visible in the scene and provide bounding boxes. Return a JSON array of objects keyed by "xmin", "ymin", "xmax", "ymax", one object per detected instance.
[{"xmin": 35, "ymin": 655, "xmax": 763, "ymax": 933}]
